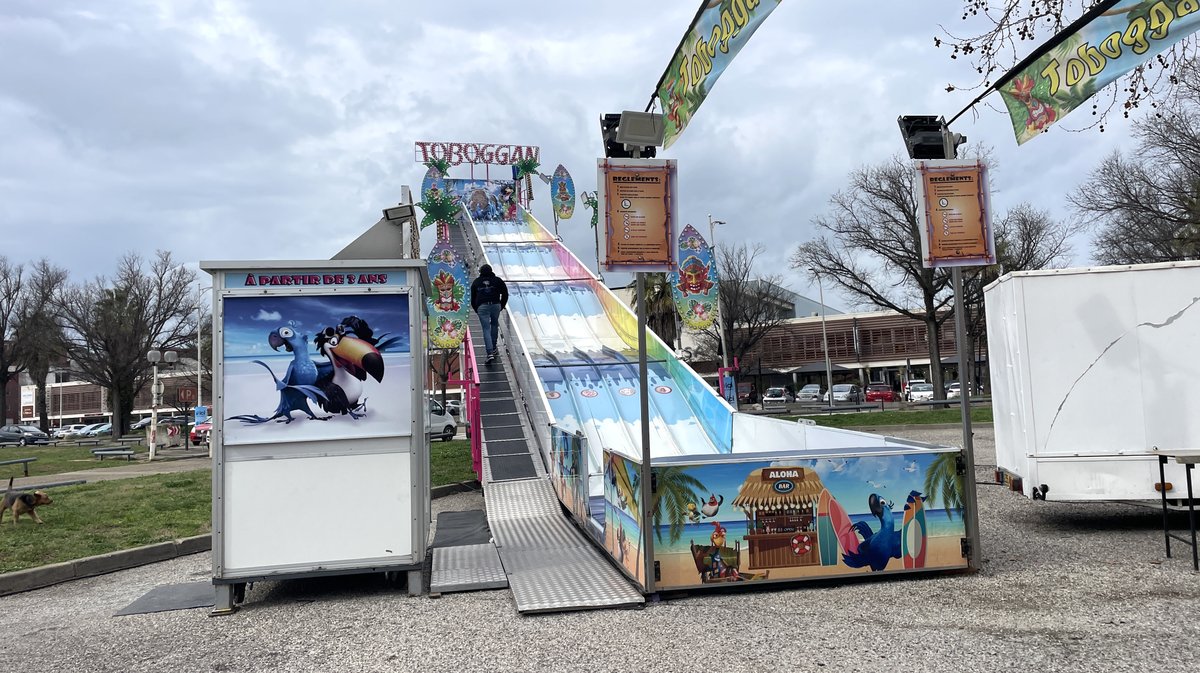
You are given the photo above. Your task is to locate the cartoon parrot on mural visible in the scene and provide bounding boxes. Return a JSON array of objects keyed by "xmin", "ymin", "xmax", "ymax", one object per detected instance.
[{"xmin": 841, "ymin": 493, "xmax": 905, "ymax": 572}]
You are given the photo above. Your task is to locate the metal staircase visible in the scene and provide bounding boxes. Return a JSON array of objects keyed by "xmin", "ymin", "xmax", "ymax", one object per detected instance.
[{"xmin": 427, "ymin": 216, "xmax": 643, "ymax": 612}]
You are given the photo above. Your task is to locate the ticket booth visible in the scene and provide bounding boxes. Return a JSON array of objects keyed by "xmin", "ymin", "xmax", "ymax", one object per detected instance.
[{"xmin": 202, "ymin": 260, "xmax": 429, "ymax": 613}]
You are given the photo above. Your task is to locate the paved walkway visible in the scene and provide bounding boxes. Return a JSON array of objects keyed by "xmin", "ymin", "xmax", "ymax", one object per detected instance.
[{"xmin": 11, "ymin": 454, "xmax": 211, "ymax": 490}]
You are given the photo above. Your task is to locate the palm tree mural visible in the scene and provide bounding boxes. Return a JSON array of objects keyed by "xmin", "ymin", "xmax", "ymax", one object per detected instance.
[
  {"xmin": 626, "ymin": 273, "xmax": 679, "ymax": 348},
  {"xmin": 923, "ymin": 453, "xmax": 964, "ymax": 519},
  {"xmin": 651, "ymin": 466, "xmax": 706, "ymax": 544}
]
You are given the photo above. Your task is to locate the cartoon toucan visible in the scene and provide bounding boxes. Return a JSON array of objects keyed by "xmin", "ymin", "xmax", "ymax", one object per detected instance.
[
  {"xmin": 313, "ymin": 325, "xmax": 384, "ymax": 418},
  {"xmin": 339, "ymin": 315, "xmax": 406, "ymax": 352},
  {"xmin": 841, "ymin": 493, "xmax": 903, "ymax": 572},
  {"xmin": 700, "ymin": 493, "xmax": 723, "ymax": 518},
  {"xmin": 228, "ymin": 326, "xmax": 330, "ymax": 424}
]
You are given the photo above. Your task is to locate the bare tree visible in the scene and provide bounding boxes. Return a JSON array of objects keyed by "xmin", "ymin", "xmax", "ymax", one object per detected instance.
[
  {"xmin": 13, "ymin": 260, "xmax": 69, "ymax": 432},
  {"xmin": 55, "ymin": 252, "xmax": 197, "ymax": 438},
  {"xmin": 0, "ymin": 257, "xmax": 25, "ymax": 422},
  {"xmin": 694, "ymin": 243, "xmax": 793, "ymax": 366},
  {"xmin": 1072, "ymin": 78, "xmax": 1200, "ymax": 263},
  {"xmin": 937, "ymin": 1, "xmax": 1196, "ymax": 129},
  {"xmin": 791, "ymin": 156, "xmax": 956, "ymax": 396}
]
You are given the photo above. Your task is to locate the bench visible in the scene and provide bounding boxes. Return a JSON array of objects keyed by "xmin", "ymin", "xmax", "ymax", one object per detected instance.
[
  {"xmin": 92, "ymin": 449, "xmax": 136, "ymax": 461},
  {"xmin": 0, "ymin": 441, "xmax": 19, "ymax": 448},
  {"xmin": 0, "ymin": 457, "xmax": 37, "ymax": 476},
  {"xmin": 73, "ymin": 438, "xmax": 101, "ymax": 446},
  {"xmin": 116, "ymin": 437, "xmax": 142, "ymax": 447}
]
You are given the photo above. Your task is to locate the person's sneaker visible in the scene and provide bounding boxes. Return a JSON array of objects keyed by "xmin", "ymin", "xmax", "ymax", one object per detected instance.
[{"xmin": 486, "ymin": 352, "xmax": 496, "ymax": 363}]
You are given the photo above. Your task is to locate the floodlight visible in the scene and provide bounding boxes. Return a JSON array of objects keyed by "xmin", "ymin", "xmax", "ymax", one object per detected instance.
[
  {"xmin": 616, "ymin": 110, "xmax": 665, "ymax": 148},
  {"xmin": 383, "ymin": 204, "xmax": 416, "ymax": 222},
  {"xmin": 897, "ymin": 115, "xmax": 967, "ymax": 160}
]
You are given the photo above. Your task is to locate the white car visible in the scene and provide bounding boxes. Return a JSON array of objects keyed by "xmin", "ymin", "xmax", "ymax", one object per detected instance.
[
  {"xmin": 946, "ymin": 382, "xmax": 962, "ymax": 398},
  {"xmin": 761, "ymin": 387, "xmax": 794, "ymax": 407},
  {"xmin": 53, "ymin": 423, "xmax": 90, "ymax": 439},
  {"xmin": 797, "ymin": 384, "xmax": 823, "ymax": 403},
  {"xmin": 426, "ymin": 398, "xmax": 457, "ymax": 442},
  {"xmin": 907, "ymin": 383, "xmax": 936, "ymax": 402},
  {"xmin": 824, "ymin": 384, "xmax": 863, "ymax": 404}
]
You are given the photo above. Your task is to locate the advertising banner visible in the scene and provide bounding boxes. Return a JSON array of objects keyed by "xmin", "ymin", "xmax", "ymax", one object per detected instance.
[
  {"xmin": 426, "ymin": 240, "xmax": 471, "ymax": 349},
  {"xmin": 598, "ymin": 158, "xmax": 677, "ymax": 272},
  {"xmin": 221, "ymin": 291, "xmax": 411, "ymax": 445},
  {"xmin": 550, "ymin": 164, "xmax": 575, "ymax": 220},
  {"xmin": 915, "ymin": 160, "xmax": 995, "ymax": 268},
  {"xmin": 995, "ymin": 0, "xmax": 1200, "ymax": 144},
  {"xmin": 655, "ymin": 0, "xmax": 783, "ymax": 149},
  {"xmin": 670, "ymin": 224, "xmax": 719, "ymax": 330}
]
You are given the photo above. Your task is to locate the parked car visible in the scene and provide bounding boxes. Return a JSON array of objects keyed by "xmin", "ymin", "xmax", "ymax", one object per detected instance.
[
  {"xmin": 130, "ymin": 417, "xmax": 154, "ymax": 430},
  {"xmin": 946, "ymin": 382, "xmax": 962, "ymax": 398},
  {"xmin": 903, "ymin": 379, "xmax": 928, "ymax": 401},
  {"xmin": 190, "ymin": 420, "xmax": 213, "ymax": 446},
  {"xmin": 53, "ymin": 423, "xmax": 90, "ymax": 439},
  {"xmin": 797, "ymin": 384, "xmax": 823, "ymax": 403},
  {"xmin": 824, "ymin": 384, "xmax": 864, "ymax": 404},
  {"xmin": 865, "ymin": 383, "xmax": 897, "ymax": 403},
  {"xmin": 0, "ymin": 424, "xmax": 50, "ymax": 446},
  {"xmin": 160, "ymin": 416, "xmax": 189, "ymax": 426},
  {"xmin": 761, "ymin": 387, "xmax": 794, "ymax": 407},
  {"xmin": 426, "ymin": 398, "xmax": 457, "ymax": 442},
  {"xmin": 67, "ymin": 423, "xmax": 107, "ymax": 439},
  {"xmin": 84, "ymin": 422, "xmax": 112, "ymax": 437},
  {"xmin": 444, "ymin": 400, "xmax": 463, "ymax": 417},
  {"xmin": 906, "ymin": 383, "xmax": 936, "ymax": 402}
]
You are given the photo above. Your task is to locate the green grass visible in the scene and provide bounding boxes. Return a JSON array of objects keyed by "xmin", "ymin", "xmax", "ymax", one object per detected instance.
[
  {"xmin": 785, "ymin": 406, "xmax": 994, "ymax": 429},
  {"xmin": 0, "ymin": 470, "xmax": 211, "ymax": 573},
  {"xmin": 431, "ymin": 439, "xmax": 475, "ymax": 486},
  {"xmin": 0, "ymin": 444, "xmax": 147, "ymax": 479}
]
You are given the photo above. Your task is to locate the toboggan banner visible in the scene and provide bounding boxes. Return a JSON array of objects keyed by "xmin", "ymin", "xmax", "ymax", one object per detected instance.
[
  {"xmin": 655, "ymin": 0, "xmax": 782, "ymax": 149},
  {"xmin": 996, "ymin": 0, "xmax": 1200, "ymax": 144}
]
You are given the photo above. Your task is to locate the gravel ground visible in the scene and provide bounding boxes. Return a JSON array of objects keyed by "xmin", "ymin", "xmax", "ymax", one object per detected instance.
[{"xmin": 3, "ymin": 428, "xmax": 1198, "ymax": 673}]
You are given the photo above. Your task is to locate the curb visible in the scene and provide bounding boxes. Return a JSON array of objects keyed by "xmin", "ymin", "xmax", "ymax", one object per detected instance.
[
  {"xmin": 0, "ymin": 479, "xmax": 482, "ymax": 597},
  {"xmin": 843, "ymin": 422, "xmax": 995, "ymax": 433},
  {"xmin": 0, "ymin": 534, "xmax": 212, "ymax": 597}
]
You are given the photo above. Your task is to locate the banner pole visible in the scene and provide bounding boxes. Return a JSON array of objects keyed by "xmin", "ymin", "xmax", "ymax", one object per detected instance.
[
  {"xmin": 953, "ymin": 266, "xmax": 982, "ymax": 568},
  {"xmin": 637, "ymin": 271, "xmax": 655, "ymax": 593}
]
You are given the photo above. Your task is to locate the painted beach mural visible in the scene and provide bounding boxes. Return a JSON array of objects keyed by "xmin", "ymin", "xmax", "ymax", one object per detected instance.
[
  {"xmin": 604, "ymin": 450, "xmax": 646, "ymax": 587},
  {"xmin": 648, "ymin": 452, "xmax": 968, "ymax": 588},
  {"xmin": 549, "ymin": 426, "xmax": 588, "ymax": 524}
]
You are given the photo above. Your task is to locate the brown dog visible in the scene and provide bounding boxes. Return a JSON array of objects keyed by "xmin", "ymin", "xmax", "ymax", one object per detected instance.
[{"xmin": 1, "ymin": 477, "xmax": 53, "ymax": 525}]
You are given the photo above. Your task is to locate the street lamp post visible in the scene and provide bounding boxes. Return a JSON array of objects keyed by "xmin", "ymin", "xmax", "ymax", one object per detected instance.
[
  {"xmin": 147, "ymin": 348, "xmax": 178, "ymax": 461},
  {"xmin": 809, "ymin": 268, "xmax": 834, "ymax": 407},
  {"xmin": 197, "ymin": 282, "xmax": 212, "ymax": 410},
  {"xmin": 708, "ymin": 214, "xmax": 734, "ymax": 404}
]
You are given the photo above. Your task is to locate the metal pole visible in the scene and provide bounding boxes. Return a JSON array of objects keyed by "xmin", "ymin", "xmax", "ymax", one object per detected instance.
[
  {"xmin": 952, "ymin": 267, "xmax": 982, "ymax": 567},
  {"xmin": 709, "ymin": 215, "xmax": 732, "ymax": 403},
  {"xmin": 636, "ymin": 272, "xmax": 655, "ymax": 593},
  {"xmin": 149, "ymin": 361, "xmax": 159, "ymax": 461},
  {"xmin": 813, "ymin": 270, "xmax": 834, "ymax": 406},
  {"xmin": 197, "ymin": 282, "xmax": 203, "ymax": 410}
]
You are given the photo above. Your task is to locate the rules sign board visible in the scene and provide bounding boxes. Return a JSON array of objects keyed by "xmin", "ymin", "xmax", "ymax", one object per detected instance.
[
  {"xmin": 915, "ymin": 160, "xmax": 995, "ymax": 269},
  {"xmin": 598, "ymin": 158, "xmax": 677, "ymax": 272}
]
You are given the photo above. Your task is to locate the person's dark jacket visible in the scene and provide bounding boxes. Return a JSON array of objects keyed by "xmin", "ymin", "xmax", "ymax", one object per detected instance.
[{"xmin": 470, "ymin": 268, "xmax": 508, "ymax": 311}]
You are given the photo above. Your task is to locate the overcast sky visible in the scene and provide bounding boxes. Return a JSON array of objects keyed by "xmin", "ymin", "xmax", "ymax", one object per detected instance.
[{"xmin": 0, "ymin": 1, "xmax": 1141, "ymax": 310}]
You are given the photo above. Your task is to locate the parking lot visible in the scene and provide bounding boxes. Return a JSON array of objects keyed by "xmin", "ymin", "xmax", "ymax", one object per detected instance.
[{"xmin": 2, "ymin": 426, "xmax": 1198, "ymax": 672}]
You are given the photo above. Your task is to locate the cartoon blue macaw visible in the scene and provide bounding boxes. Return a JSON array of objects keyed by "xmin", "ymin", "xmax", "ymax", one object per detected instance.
[
  {"xmin": 227, "ymin": 326, "xmax": 330, "ymax": 425},
  {"xmin": 842, "ymin": 493, "xmax": 905, "ymax": 572}
]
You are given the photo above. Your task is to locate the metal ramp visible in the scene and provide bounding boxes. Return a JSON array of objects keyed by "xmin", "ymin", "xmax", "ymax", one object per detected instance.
[{"xmin": 425, "ymin": 219, "xmax": 643, "ymax": 612}]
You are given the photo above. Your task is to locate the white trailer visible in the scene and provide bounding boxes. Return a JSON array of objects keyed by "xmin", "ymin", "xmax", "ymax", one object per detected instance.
[
  {"xmin": 986, "ymin": 260, "xmax": 1200, "ymax": 501},
  {"xmin": 203, "ymin": 260, "xmax": 430, "ymax": 613}
]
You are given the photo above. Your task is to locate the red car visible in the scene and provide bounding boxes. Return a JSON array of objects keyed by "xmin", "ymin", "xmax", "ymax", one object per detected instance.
[
  {"xmin": 189, "ymin": 419, "xmax": 212, "ymax": 446},
  {"xmin": 864, "ymin": 383, "xmax": 897, "ymax": 403}
]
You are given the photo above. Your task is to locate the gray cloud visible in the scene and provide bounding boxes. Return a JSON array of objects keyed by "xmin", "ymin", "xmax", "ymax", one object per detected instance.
[{"xmin": 0, "ymin": 0, "xmax": 1142, "ymax": 309}]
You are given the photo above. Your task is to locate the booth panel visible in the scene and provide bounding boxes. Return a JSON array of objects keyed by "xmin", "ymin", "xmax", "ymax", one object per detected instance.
[
  {"xmin": 648, "ymin": 451, "xmax": 969, "ymax": 590},
  {"xmin": 223, "ymin": 451, "xmax": 413, "ymax": 572},
  {"xmin": 603, "ymin": 450, "xmax": 647, "ymax": 589}
]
